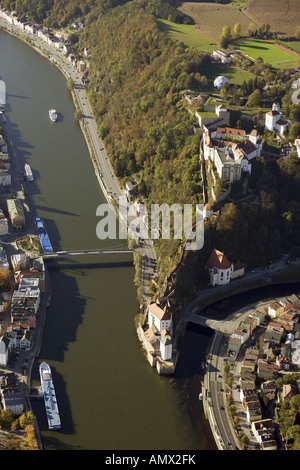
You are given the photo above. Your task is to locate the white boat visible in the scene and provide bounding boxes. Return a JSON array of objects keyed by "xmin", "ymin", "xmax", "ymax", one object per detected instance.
[
  {"xmin": 49, "ymin": 109, "xmax": 57, "ymax": 122},
  {"xmin": 24, "ymin": 164, "xmax": 33, "ymax": 181},
  {"xmin": 39, "ymin": 362, "xmax": 61, "ymax": 430}
]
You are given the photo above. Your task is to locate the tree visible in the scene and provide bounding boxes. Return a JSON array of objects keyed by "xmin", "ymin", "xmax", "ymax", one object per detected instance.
[
  {"xmin": 289, "ymin": 122, "xmax": 300, "ymax": 140},
  {"xmin": 19, "ymin": 410, "xmax": 35, "ymax": 429},
  {"xmin": 246, "ymin": 89, "xmax": 261, "ymax": 108},
  {"xmin": 222, "ymin": 26, "xmax": 232, "ymax": 42},
  {"xmin": 295, "ymin": 26, "xmax": 300, "ymax": 39},
  {"xmin": 233, "ymin": 23, "xmax": 241, "ymax": 38}
]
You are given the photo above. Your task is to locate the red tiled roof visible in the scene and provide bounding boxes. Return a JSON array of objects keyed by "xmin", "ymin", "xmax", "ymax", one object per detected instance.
[{"xmin": 206, "ymin": 249, "xmax": 231, "ymax": 269}]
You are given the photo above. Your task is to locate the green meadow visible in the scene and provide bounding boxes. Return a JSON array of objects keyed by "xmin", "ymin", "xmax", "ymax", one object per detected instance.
[
  {"xmin": 233, "ymin": 39, "xmax": 299, "ymax": 69},
  {"xmin": 156, "ymin": 19, "xmax": 217, "ymax": 53}
]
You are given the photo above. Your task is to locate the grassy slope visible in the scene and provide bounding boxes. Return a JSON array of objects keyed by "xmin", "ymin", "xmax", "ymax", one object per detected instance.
[{"xmin": 233, "ymin": 39, "xmax": 299, "ymax": 69}]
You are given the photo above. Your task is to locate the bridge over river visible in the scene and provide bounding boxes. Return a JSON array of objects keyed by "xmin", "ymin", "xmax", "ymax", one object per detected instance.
[
  {"xmin": 39, "ymin": 248, "xmax": 135, "ymax": 260},
  {"xmin": 179, "ymin": 311, "xmax": 234, "ymax": 334}
]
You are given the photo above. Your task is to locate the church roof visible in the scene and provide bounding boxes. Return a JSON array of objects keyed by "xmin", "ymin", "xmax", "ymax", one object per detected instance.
[{"xmin": 206, "ymin": 249, "xmax": 232, "ymax": 269}]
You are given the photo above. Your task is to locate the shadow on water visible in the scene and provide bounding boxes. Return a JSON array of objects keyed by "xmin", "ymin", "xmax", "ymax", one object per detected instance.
[{"xmin": 31, "ymin": 269, "xmax": 86, "ymax": 442}]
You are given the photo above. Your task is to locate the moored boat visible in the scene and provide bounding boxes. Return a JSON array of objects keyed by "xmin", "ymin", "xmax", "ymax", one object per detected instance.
[
  {"xmin": 49, "ymin": 109, "xmax": 57, "ymax": 122},
  {"xmin": 35, "ymin": 216, "xmax": 53, "ymax": 253},
  {"xmin": 24, "ymin": 163, "xmax": 33, "ymax": 181},
  {"xmin": 39, "ymin": 362, "xmax": 61, "ymax": 431}
]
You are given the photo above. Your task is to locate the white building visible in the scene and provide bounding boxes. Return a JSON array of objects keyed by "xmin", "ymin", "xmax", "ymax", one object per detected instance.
[
  {"xmin": 265, "ymin": 103, "xmax": 289, "ymax": 134},
  {"xmin": 2, "ymin": 389, "xmax": 24, "ymax": 415},
  {"xmin": 0, "ymin": 335, "xmax": 10, "ymax": 366},
  {"xmin": 212, "ymin": 50, "xmax": 232, "ymax": 64},
  {"xmin": 232, "ymin": 326, "xmax": 250, "ymax": 344},
  {"xmin": 148, "ymin": 301, "xmax": 172, "ymax": 334},
  {"xmin": 206, "ymin": 248, "xmax": 234, "ymax": 286}
]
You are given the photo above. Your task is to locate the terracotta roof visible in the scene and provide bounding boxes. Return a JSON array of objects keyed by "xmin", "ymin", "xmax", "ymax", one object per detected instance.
[
  {"xmin": 206, "ymin": 249, "xmax": 231, "ymax": 269},
  {"xmin": 216, "ymin": 127, "xmax": 245, "ymax": 137},
  {"xmin": 148, "ymin": 302, "xmax": 171, "ymax": 321}
]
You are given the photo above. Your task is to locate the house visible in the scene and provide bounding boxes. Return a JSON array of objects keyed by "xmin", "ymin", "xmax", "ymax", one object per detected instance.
[
  {"xmin": 276, "ymin": 344, "xmax": 291, "ymax": 370},
  {"xmin": 232, "ymin": 326, "xmax": 250, "ymax": 344},
  {"xmin": 206, "ymin": 249, "xmax": 234, "ymax": 286},
  {"xmin": 282, "ymin": 384, "xmax": 297, "ymax": 401},
  {"xmin": 265, "ymin": 102, "xmax": 289, "ymax": 134},
  {"xmin": 268, "ymin": 301, "xmax": 284, "ymax": 318},
  {"xmin": 212, "ymin": 50, "xmax": 232, "ymax": 64},
  {"xmin": 125, "ymin": 181, "xmax": 135, "ymax": 199},
  {"xmin": 291, "ymin": 339, "xmax": 300, "ymax": 366},
  {"xmin": 203, "ymin": 203, "xmax": 213, "ymax": 219},
  {"xmin": 242, "ymin": 348, "xmax": 259, "ymax": 371},
  {"xmin": 264, "ymin": 325, "xmax": 284, "ymax": 345},
  {"xmin": 240, "ymin": 366, "xmax": 256, "ymax": 389},
  {"xmin": 233, "ymin": 261, "xmax": 245, "ymax": 279},
  {"xmin": 1, "ymin": 387, "xmax": 24, "ymax": 415},
  {"xmin": 251, "ymin": 419, "xmax": 277, "ymax": 450},
  {"xmin": 14, "ymin": 257, "xmax": 46, "ymax": 292},
  {"xmin": 261, "ymin": 381, "xmax": 277, "ymax": 400},
  {"xmin": 6, "ymin": 326, "xmax": 33, "ymax": 350},
  {"xmin": 257, "ymin": 359, "xmax": 279, "ymax": 380},
  {"xmin": 240, "ymin": 388, "xmax": 262, "ymax": 423},
  {"xmin": 7, "ymin": 198, "xmax": 25, "ymax": 230},
  {"xmin": 11, "ymin": 283, "xmax": 40, "ymax": 321},
  {"xmin": 11, "ymin": 252, "xmax": 27, "ymax": 271},
  {"xmin": 0, "ymin": 335, "xmax": 10, "ymax": 366}
]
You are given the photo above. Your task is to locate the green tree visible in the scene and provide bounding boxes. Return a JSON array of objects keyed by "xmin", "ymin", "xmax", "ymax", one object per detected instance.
[
  {"xmin": 246, "ymin": 89, "xmax": 261, "ymax": 108},
  {"xmin": 289, "ymin": 122, "xmax": 300, "ymax": 140},
  {"xmin": 222, "ymin": 25, "xmax": 232, "ymax": 42},
  {"xmin": 233, "ymin": 23, "xmax": 241, "ymax": 38}
]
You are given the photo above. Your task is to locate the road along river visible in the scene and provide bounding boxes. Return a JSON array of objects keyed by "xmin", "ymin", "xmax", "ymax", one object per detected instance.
[{"xmin": 0, "ymin": 29, "xmax": 216, "ymax": 450}]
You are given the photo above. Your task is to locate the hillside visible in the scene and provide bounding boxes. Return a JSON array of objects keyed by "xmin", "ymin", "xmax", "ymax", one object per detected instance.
[{"xmin": 243, "ymin": 0, "xmax": 300, "ymax": 37}]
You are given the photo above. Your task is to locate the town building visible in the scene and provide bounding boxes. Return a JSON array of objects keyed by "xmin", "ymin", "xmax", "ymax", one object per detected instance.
[
  {"xmin": 0, "ymin": 334, "xmax": 10, "ymax": 366},
  {"xmin": 212, "ymin": 50, "xmax": 232, "ymax": 64},
  {"xmin": 251, "ymin": 419, "xmax": 277, "ymax": 450},
  {"xmin": 7, "ymin": 198, "xmax": 25, "ymax": 230}
]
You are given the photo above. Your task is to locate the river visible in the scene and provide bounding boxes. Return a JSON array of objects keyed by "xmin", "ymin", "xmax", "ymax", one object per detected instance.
[{"xmin": 0, "ymin": 30, "xmax": 218, "ymax": 450}]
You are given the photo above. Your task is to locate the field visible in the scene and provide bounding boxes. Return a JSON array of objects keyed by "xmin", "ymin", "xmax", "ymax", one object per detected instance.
[
  {"xmin": 243, "ymin": 0, "xmax": 300, "ymax": 37},
  {"xmin": 156, "ymin": 19, "xmax": 217, "ymax": 52},
  {"xmin": 178, "ymin": 2, "xmax": 253, "ymax": 42},
  {"xmin": 233, "ymin": 39, "xmax": 300, "ymax": 69}
]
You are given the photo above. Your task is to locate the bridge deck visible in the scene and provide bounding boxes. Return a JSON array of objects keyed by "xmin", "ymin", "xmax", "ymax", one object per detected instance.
[{"xmin": 40, "ymin": 248, "xmax": 135, "ymax": 259}]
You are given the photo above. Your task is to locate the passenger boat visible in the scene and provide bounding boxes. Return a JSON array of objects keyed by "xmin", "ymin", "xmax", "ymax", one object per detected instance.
[{"xmin": 39, "ymin": 362, "xmax": 61, "ymax": 430}]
